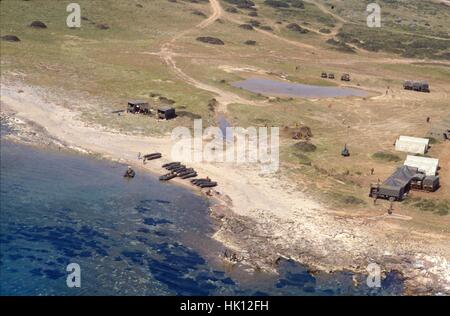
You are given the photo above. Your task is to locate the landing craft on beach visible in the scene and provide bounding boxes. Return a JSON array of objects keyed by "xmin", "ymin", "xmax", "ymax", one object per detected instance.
[
  {"xmin": 123, "ymin": 166, "xmax": 135, "ymax": 178},
  {"xmin": 159, "ymin": 172, "xmax": 177, "ymax": 181}
]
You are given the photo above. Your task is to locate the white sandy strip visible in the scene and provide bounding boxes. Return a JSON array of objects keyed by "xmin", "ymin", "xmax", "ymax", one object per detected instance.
[{"xmin": 2, "ymin": 83, "xmax": 450, "ymax": 293}]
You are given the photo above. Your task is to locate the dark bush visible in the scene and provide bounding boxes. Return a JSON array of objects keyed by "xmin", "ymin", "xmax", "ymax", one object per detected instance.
[
  {"xmin": 196, "ymin": 36, "xmax": 225, "ymax": 45},
  {"xmin": 264, "ymin": 0, "xmax": 290, "ymax": 8},
  {"xmin": 239, "ymin": 24, "xmax": 254, "ymax": 30},
  {"xmin": 29, "ymin": 21, "xmax": 47, "ymax": 29},
  {"xmin": 225, "ymin": 7, "xmax": 239, "ymax": 13},
  {"xmin": 372, "ymin": 151, "xmax": 401, "ymax": 162},
  {"xmin": 247, "ymin": 19, "xmax": 261, "ymax": 27},
  {"xmin": 286, "ymin": 23, "xmax": 309, "ymax": 33},
  {"xmin": 1, "ymin": 35, "xmax": 21, "ymax": 42},
  {"xmin": 259, "ymin": 25, "xmax": 273, "ymax": 31}
]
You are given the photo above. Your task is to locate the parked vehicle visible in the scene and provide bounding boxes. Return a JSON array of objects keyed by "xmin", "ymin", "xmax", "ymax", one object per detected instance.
[{"xmin": 341, "ymin": 73, "xmax": 350, "ymax": 81}]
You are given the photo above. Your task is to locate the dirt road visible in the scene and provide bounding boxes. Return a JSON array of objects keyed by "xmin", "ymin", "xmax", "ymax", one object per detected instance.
[{"xmin": 159, "ymin": 0, "xmax": 255, "ymax": 112}]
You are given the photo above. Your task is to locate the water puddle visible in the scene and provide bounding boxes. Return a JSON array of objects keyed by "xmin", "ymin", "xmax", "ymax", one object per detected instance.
[{"xmin": 233, "ymin": 78, "xmax": 368, "ymax": 98}]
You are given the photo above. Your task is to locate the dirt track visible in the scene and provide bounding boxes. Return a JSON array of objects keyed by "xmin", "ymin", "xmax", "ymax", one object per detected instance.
[{"xmin": 159, "ymin": 0, "xmax": 256, "ymax": 111}]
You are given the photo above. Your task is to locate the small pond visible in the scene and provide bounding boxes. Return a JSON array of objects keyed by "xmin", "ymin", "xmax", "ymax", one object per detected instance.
[{"xmin": 233, "ymin": 78, "xmax": 368, "ymax": 98}]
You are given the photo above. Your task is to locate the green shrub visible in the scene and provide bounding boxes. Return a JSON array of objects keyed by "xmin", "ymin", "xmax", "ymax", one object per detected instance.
[
  {"xmin": 405, "ymin": 198, "xmax": 449, "ymax": 216},
  {"xmin": 264, "ymin": 0, "xmax": 290, "ymax": 8},
  {"xmin": 292, "ymin": 142, "xmax": 317, "ymax": 152},
  {"xmin": 372, "ymin": 151, "xmax": 401, "ymax": 162}
]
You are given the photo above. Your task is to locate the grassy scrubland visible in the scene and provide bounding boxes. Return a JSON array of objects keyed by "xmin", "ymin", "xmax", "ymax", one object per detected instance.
[
  {"xmin": 1, "ymin": 0, "xmax": 217, "ymax": 134},
  {"xmin": 1, "ymin": 0, "xmax": 450, "ymax": 220}
]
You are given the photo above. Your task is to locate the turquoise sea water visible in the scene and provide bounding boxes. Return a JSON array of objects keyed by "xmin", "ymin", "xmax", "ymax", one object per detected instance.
[{"xmin": 0, "ymin": 136, "xmax": 404, "ymax": 295}]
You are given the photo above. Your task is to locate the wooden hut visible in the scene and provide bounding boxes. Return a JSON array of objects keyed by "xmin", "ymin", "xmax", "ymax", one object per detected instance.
[{"xmin": 127, "ymin": 100, "xmax": 150, "ymax": 114}]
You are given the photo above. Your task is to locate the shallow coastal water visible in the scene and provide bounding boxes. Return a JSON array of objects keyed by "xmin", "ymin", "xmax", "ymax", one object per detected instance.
[
  {"xmin": 0, "ymin": 138, "xmax": 403, "ymax": 295},
  {"xmin": 233, "ymin": 78, "xmax": 368, "ymax": 98}
]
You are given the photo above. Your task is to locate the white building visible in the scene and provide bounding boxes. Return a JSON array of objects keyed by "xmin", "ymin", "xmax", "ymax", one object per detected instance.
[
  {"xmin": 404, "ymin": 155, "xmax": 439, "ymax": 176},
  {"xmin": 395, "ymin": 136, "xmax": 429, "ymax": 155}
]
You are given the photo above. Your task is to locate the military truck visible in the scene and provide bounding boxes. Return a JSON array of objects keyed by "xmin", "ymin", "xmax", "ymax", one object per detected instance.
[
  {"xmin": 369, "ymin": 166, "xmax": 418, "ymax": 201},
  {"xmin": 413, "ymin": 81, "xmax": 430, "ymax": 93},
  {"xmin": 403, "ymin": 80, "xmax": 414, "ymax": 90},
  {"xmin": 370, "ymin": 166, "xmax": 439, "ymax": 201},
  {"xmin": 341, "ymin": 73, "xmax": 350, "ymax": 81},
  {"xmin": 127, "ymin": 100, "xmax": 150, "ymax": 114},
  {"xmin": 403, "ymin": 80, "xmax": 430, "ymax": 92},
  {"xmin": 410, "ymin": 174, "xmax": 440, "ymax": 192}
]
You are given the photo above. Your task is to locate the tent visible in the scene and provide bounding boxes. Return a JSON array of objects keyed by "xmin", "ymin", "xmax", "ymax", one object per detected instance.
[
  {"xmin": 373, "ymin": 165, "xmax": 419, "ymax": 200},
  {"xmin": 404, "ymin": 155, "xmax": 439, "ymax": 176},
  {"xmin": 395, "ymin": 136, "xmax": 429, "ymax": 154}
]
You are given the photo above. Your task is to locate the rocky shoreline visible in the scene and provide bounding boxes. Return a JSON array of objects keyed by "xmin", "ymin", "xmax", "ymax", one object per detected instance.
[{"xmin": 1, "ymin": 109, "xmax": 449, "ymax": 295}]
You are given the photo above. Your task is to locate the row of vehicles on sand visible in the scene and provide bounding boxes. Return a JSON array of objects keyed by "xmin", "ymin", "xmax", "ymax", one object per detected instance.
[
  {"xmin": 321, "ymin": 72, "xmax": 350, "ymax": 81},
  {"xmin": 403, "ymin": 80, "xmax": 430, "ymax": 93}
]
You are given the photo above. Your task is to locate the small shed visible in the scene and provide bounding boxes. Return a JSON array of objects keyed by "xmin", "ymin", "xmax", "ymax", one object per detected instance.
[
  {"xmin": 127, "ymin": 100, "xmax": 150, "ymax": 114},
  {"xmin": 157, "ymin": 106, "xmax": 176, "ymax": 120},
  {"xmin": 423, "ymin": 176, "xmax": 440, "ymax": 192},
  {"xmin": 404, "ymin": 155, "xmax": 439, "ymax": 176},
  {"xmin": 395, "ymin": 136, "xmax": 429, "ymax": 155}
]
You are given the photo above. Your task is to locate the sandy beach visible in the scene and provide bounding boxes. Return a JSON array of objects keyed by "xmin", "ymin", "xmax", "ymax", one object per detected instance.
[{"xmin": 1, "ymin": 81, "xmax": 449, "ymax": 295}]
